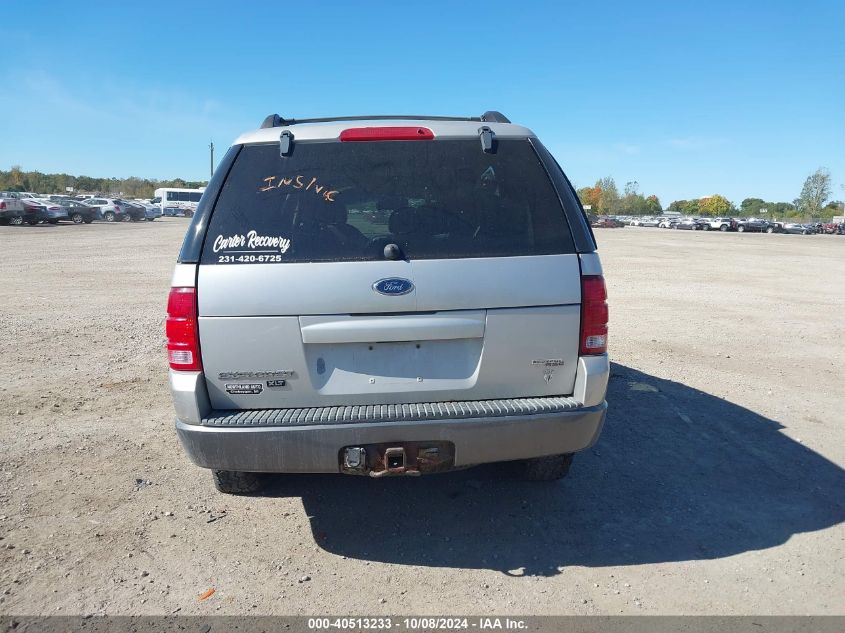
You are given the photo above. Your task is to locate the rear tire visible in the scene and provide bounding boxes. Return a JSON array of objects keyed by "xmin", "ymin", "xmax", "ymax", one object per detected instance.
[
  {"xmin": 212, "ymin": 470, "xmax": 265, "ymax": 495},
  {"xmin": 766, "ymin": 226, "xmax": 774, "ymax": 233},
  {"xmin": 10, "ymin": 216, "xmax": 23, "ymax": 225},
  {"xmin": 518, "ymin": 453, "xmax": 574, "ymax": 481},
  {"xmin": 104, "ymin": 211, "xmax": 116, "ymax": 222},
  {"xmin": 719, "ymin": 224, "xmax": 728, "ymax": 232},
  {"xmin": 71, "ymin": 212, "xmax": 84, "ymax": 224},
  {"xmin": 738, "ymin": 225, "xmax": 745, "ymax": 232},
  {"xmin": 83, "ymin": 217, "xmax": 94, "ymax": 224},
  {"xmin": 26, "ymin": 219, "xmax": 38, "ymax": 225}
]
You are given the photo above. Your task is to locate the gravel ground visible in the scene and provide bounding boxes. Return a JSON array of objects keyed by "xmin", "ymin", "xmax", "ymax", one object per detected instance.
[{"xmin": 0, "ymin": 219, "xmax": 843, "ymax": 616}]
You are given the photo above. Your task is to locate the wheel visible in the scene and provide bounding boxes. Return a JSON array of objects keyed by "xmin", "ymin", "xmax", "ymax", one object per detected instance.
[
  {"xmin": 146, "ymin": 217, "xmax": 154, "ymax": 221},
  {"xmin": 766, "ymin": 226, "xmax": 774, "ymax": 233},
  {"xmin": 692, "ymin": 225, "xmax": 699, "ymax": 230},
  {"xmin": 9, "ymin": 216, "xmax": 24, "ymax": 225},
  {"xmin": 185, "ymin": 210, "xmax": 194, "ymax": 218},
  {"xmin": 719, "ymin": 224, "xmax": 728, "ymax": 231},
  {"xmin": 122, "ymin": 214, "xmax": 132, "ymax": 222},
  {"xmin": 71, "ymin": 213, "xmax": 84, "ymax": 224},
  {"xmin": 737, "ymin": 225, "xmax": 745, "ymax": 232},
  {"xmin": 802, "ymin": 230, "xmax": 808, "ymax": 235},
  {"xmin": 104, "ymin": 211, "xmax": 116, "ymax": 222},
  {"xmin": 26, "ymin": 219, "xmax": 38, "ymax": 225},
  {"xmin": 517, "ymin": 453, "xmax": 574, "ymax": 481},
  {"xmin": 703, "ymin": 224, "xmax": 710, "ymax": 230},
  {"xmin": 83, "ymin": 217, "xmax": 93, "ymax": 224},
  {"xmin": 212, "ymin": 470, "xmax": 265, "ymax": 495},
  {"xmin": 47, "ymin": 219, "xmax": 59, "ymax": 224}
]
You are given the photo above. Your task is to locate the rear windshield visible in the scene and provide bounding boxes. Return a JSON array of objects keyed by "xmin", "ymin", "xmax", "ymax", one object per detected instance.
[{"xmin": 201, "ymin": 139, "xmax": 574, "ymax": 264}]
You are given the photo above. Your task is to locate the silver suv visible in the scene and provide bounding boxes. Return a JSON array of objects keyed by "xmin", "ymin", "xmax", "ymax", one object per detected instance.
[{"xmin": 168, "ymin": 112, "xmax": 609, "ymax": 494}]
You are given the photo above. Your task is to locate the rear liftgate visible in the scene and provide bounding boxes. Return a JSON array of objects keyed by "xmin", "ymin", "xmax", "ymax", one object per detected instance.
[{"xmin": 340, "ymin": 442, "xmax": 455, "ymax": 477}]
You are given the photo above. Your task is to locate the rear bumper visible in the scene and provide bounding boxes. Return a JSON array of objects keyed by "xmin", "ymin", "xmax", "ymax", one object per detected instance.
[{"xmin": 175, "ymin": 401, "xmax": 607, "ymax": 473}]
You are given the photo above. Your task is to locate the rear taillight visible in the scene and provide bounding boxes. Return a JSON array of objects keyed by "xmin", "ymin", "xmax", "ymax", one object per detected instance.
[
  {"xmin": 166, "ymin": 287, "xmax": 202, "ymax": 371},
  {"xmin": 580, "ymin": 275, "xmax": 608, "ymax": 355},
  {"xmin": 340, "ymin": 126, "xmax": 434, "ymax": 142},
  {"xmin": 0, "ymin": 201, "xmax": 5, "ymax": 210}
]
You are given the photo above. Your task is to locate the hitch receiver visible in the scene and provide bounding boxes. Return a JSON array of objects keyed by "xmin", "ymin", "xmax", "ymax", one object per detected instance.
[{"xmin": 339, "ymin": 441, "xmax": 455, "ymax": 476}]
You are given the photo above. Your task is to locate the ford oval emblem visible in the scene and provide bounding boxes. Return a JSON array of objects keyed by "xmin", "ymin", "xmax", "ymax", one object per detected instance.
[{"xmin": 373, "ymin": 278, "xmax": 414, "ymax": 296}]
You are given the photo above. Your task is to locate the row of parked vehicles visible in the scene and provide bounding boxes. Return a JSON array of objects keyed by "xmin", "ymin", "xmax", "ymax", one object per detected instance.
[
  {"xmin": 0, "ymin": 192, "xmax": 164, "ymax": 225},
  {"xmin": 592, "ymin": 214, "xmax": 845, "ymax": 235}
]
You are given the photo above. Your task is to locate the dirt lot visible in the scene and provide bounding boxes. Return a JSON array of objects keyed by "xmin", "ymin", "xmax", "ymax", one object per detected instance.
[{"xmin": 0, "ymin": 220, "xmax": 843, "ymax": 616}]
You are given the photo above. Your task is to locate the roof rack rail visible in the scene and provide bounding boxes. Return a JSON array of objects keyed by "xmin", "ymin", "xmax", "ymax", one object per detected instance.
[{"xmin": 259, "ymin": 112, "xmax": 511, "ymax": 128}]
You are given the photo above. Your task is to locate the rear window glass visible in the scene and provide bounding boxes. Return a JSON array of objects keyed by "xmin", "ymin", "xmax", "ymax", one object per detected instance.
[{"xmin": 201, "ymin": 139, "xmax": 574, "ymax": 264}]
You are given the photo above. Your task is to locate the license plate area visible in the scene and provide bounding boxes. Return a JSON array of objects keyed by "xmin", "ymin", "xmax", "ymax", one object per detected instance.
[{"xmin": 340, "ymin": 441, "xmax": 455, "ymax": 476}]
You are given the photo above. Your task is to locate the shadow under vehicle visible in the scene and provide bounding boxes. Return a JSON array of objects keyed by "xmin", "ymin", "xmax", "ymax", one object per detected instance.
[{"xmin": 253, "ymin": 364, "xmax": 844, "ymax": 576}]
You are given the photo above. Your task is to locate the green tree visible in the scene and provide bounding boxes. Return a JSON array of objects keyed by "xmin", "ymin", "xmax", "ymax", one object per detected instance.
[
  {"xmin": 740, "ymin": 198, "xmax": 766, "ymax": 215},
  {"xmin": 798, "ymin": 168, "xmax": 832, "ymax": 216},
  {"xmin": 667, "ymin": 200, "xmax": 688, "ymax": 213},
  {"xmin": 699, "ymin": 194, "xmax": 733, "ymax": 216},
  {"xmin": 0, "ymin": 167, "xmax": 207, "ymax": 198},
  {"xmin": 643, "ymin": 195, "xmax": 662, "ymax": 215},
  {"xmin": 683, "ymin": 199, "xmax": 701, "ymax": 215},
  {"xmin": 597, "ymin": 177, "xmax": 620, "ymax": 215}
]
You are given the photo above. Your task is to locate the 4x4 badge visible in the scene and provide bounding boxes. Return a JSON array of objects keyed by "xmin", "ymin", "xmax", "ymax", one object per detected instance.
[{"xmin": 373, "ymin": 278, "xmax": 414, "ymax": 296}]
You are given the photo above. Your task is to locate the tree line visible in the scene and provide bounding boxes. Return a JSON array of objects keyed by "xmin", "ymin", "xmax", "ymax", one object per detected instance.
[
  {"xmin": 577, "ymin": 168, "xmax": 843, "ymax": 220},
  {"xmin": 0, "ymin": 165, "xmax": 207, "ymax": 199},
  {"xmin": 2, "ymin": 164, "xmax": 842, "ymax": 220}
]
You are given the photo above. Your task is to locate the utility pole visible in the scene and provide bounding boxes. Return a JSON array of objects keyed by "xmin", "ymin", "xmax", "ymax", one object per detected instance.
[{"xmin": 209, "ymin": 141, "xmax": 214, "ymax": 178}]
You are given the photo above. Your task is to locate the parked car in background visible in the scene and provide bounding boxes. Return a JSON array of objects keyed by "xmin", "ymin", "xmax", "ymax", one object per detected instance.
[
  {"xmin": 674, "ymin": 217, "xmax": 706, "ymax": 230},
  {"xmin": 735, "ymin": 218, "xmax": 770, "ymax": 233},
  {"xmin": 140, "ymin": 202, "xmax": 163, "ymax": 221},
  {"xmin": 84, "ymin": 197, "xmax": 128, "ymax": 222},
  {"xmin": 630, "ymin": 217, "xmax": 660, "ymax": 227},
  {"xmin": 703, "ymin": 217, "xmax": 736, "ymax": 231},
  {"xmin": 40, "ymin": 201, "xmax": 69, "ymax": 224},
  {"xmin": 781, "ymin": 223, "xmax": 813, "ymax": 235},
  {"xmin": 115, "ymin": 200, "xmax": 149, "ymax": 222},
  {"xmin": 54, "ymin": 198, "xmax": 97, "ymax": 224},
  {"xmin": 658, "ymin": 217, "xmax": 679, "ymax": 228},
  {"xmin": 0, "ymin": 192, "xmax": 47, "ymax": 225},
  {"xmin": 592, "ymin": 216, "xmax": 625, "ymax": 228},
  {"xmin": 1, "ymin": 191, "xmax": 30, "ymax": 225}
]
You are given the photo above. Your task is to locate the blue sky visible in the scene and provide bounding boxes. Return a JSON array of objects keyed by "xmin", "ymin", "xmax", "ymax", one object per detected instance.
[{"xmin": 1, "ymin": 0, "xmax": 843, "ymax": 205}]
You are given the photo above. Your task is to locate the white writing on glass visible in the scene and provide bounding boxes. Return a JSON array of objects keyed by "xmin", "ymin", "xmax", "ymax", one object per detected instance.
[{"xmin": 213, "ymin": 231, "xmax": 291, "ymax": 254}]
